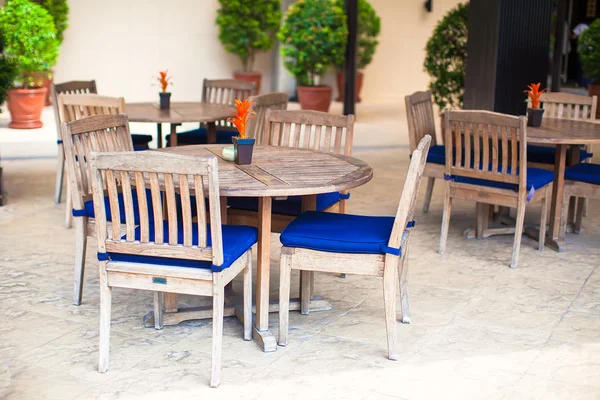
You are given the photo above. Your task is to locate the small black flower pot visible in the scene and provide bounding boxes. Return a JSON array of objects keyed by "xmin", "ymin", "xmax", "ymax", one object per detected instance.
[
  {"xmin": 232, "ymin": 137, "xmax": 255, "ymax": 165},
  {"xmin": 159, "ymin": 92, "xmax": 171, "ymax": 109},
  {"xmin": 527, "ymin": 108, "xmax": 544, "ymax": 127}
]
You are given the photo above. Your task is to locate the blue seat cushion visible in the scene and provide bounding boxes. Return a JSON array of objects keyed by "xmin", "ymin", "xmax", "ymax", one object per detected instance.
[
  {"xmin": 107, "ymin": 222, "xmax": 257, "ymax": 272},
  {"xmin": 131, "ymin": 134, "xmax": 153, "ymax": 149},
  {"xmin": 426, "ymin": 145, "xmax": 446, "ymax": 165},
  {"xmin": 228, "ymin": 192, "xmax": 345, "ymax": 216},
  {"xmin": 166, "ymin": 128, "xmax": 238, "ymax": 146},
  {"xmin": 565, "ymin": 163, "xmax": 600, "ymax": 185},
  {"xmin": 280, "ymin": 211, "xmax": 397, "ymax": 255},
  {"xmin": 527, "ymin": 145, "xmax": 591, "ymax": 164},
  {"xmin": 82, "ymin": 188, "xmax": 154, "ymax": 223},
  {"xmin": 453, "ymin": 167, "xmax": 554, "ymax": 192}
]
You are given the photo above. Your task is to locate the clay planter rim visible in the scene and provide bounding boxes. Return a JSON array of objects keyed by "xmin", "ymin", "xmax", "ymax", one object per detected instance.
[
  {"xmin": 297, "ymin": 85, "xmax": 333, "ymax": 113},
  {"xmin": 233, "ymin": 71, "xmax": 262, "ymax": 94},
  {"xmin": 232, "ymin": 136, "xmax": 255, "ymax": 165},
  {"xmin": 7, "ymin": 87, "xmax": 48, "ymax": 129}
]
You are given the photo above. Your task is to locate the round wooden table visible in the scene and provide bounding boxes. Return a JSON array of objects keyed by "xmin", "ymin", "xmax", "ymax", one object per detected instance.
[
  {"xmin": 126, "ymin": 102, "xmax": 232, "ymax": 148},
  {"xmin": 527, "ymin": 118, "xmax": 600, "ymax": 251},
  {"xmin": 153, "ymin": 145, "xmax": 373, "ymax": 351}
]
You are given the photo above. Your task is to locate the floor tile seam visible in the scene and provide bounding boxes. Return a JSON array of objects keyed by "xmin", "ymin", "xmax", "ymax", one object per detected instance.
[{"xmin": 523, "ymin": 369, "xmax": 600, "ymax": 390}]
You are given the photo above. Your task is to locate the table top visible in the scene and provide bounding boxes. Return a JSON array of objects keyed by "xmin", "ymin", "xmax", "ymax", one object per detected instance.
[
  {"xmin": 528, "ymin": 118, "xmax": 600, "ymax": 145},
  {"xmin": 158, "ymin": 145, "xmax": 373, "ymax": 197},
  {"xmin": 126, "ymin": 102, "xmax": 232, "ymax": 124}
]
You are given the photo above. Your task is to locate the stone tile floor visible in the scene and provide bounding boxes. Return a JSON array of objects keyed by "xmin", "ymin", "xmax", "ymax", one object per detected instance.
[{"xmin": 1, "ymin": 103, "xmax": 599, "ymax": 399}]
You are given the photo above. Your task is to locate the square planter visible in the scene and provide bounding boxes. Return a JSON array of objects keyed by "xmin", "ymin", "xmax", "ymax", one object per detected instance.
[{"xmin": 232, "ymin": 137, "xmax": 255, "ymax": 165}]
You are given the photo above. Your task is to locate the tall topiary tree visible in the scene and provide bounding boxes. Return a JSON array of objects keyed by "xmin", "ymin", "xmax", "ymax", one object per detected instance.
[
  {"xmin": 32, "ymin": 0, "xmax": 69, "ymax": 44},
  {"xmin": 0, "ymin": 0, "xmax": 59, "ymax": 87},
  {"xmin": 278, "ymin": 0, "xmax": 348, "ymax": 86},
  {"xmin": 216, "ymin": 0, "xmax": 281, "ymax": 72},
  {"xmin": 578, "ymin": 19, "xmax": 600, "ymax": 84},
  {"xmin": 423, "ymin": 2, "xmax": 468, "ymax": 111}
]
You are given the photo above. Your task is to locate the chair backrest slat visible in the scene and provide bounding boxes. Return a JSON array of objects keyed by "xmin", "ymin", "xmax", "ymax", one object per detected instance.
[
  {"xmin": 261, "ymin": 110, "xmax": 354, "ymax": 156},
  {"xmin": 405, "ymin": 91, "xmax": 438, "ymax": 152},
  {"xmin": 445, "ymin": 110, "xmax": 527, "ymax": 188},
  {"xmin": 52, "ymin": 80, "xmax": 98, "ymax": 140},
  {"xmin": 90, "ymin": 152, "xmax": 224, "ymax": 266},
  {"xmin": 541, "ymin": 92, "xmax": 597, "ymax": 121},
  {"xmin": 202, "ymin": 79, "xmax": 256, "ymax": 105},
  {"xmin": 247, "ymin": 92, "xmax": 288, "ymax": 141}
]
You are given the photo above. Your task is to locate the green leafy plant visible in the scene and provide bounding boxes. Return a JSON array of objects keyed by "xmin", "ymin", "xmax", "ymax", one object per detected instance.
[
  {"xmin": 32, "ymin": 0, "xmax": 69, "ymax": 44},
  {"xmin": 423, "ymin": 2, "xmax": 468, "ymax": 111},
  {"xmin": 334, "ymin": 0, "xmax": 381, "ymax": 71},
  {"xmin": 578, "ymin": 19, "xmax": 600, "ymax": 83},
  {"xmin": 0, "ymin": 0, "xmax": 59, "ymax": 87},
  {"xmin": 278, "ymin": 0, "xmax": 348, "ymax": 86},
  {"xmin": 0, "ymin": 55, "xmax": 18, "ymax": 112},
  {"xmin": 216, "ymin": 0, "xmax": 281, "ymax": 72}
]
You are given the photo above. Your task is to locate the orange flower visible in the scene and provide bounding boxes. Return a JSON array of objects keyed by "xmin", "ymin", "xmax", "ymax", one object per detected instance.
[
  {"xmin": 157, "ymin": 70, "xmax": 172, "ymax": 93},
  {"xmin": 524, "ymin": 82, "xmax": 546, "ymax": 109},
  {"xmin": 228, "ymin": 98, "xmax": 256, "ymax": 138}
]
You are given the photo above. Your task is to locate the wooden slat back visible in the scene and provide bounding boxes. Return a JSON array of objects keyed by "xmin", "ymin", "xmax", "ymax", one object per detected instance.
[
  {"xmin": 90, "ymin": 152, "xmax": 223, "ymax": 267},
  {"xmin": 541, "ymin": 92, "xmax": 598, "ymax": 121},
  {"xmin": 58, "ymin": 94, "xmax": 126, "ymax": 124},
  {"xmin": 388, "ymin": 135, "xmax": 431, "ymax": 250},
  {"xmin": 261, "ymin": 109, "xmax": 354, "ymax": 156},
  {"xmin": 405, "ymin": 91, "xmax": 438, "ymax": 152},
  {"xmin": 61, "ymin": 114, "xmax": 134, "ymax": 211},
  {"xmin": 202, "ymin": 79, "xmax": 256, "ymax": 105},
  {"xmin": 52, "ymin": 80, "xmax": 98, "ymax": 140},
  {"xmin": 247, "ymin": 92, "xmax": 288, "ymax": 142},
  {"xmin": 444, "ymin": 110, "xmax": 527, "ymax": 188}
]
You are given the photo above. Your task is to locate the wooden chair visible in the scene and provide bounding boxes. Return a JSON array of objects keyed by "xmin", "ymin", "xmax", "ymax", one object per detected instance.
[
  {"xmin": 560, "ymin": 162, "xmax": 600, "ymax": 237},
  {"xmin": 170, "ymin": 79, "xmax": 257, "ymax": 145},
  {"xmin": 227, "ymin": 109, "xmax": 354, "ymax": 232},
  {"xmin": 89, "ymin": 151, "xmax": 255, "ymax": 388},
  {"xmin": 246, "ymin": 92, "xmax": 289, "ymax": 140},
  {"xmin": 405, "ymin": 91, "xmax": 445, "ymax": 213},
  {"xmin": 278, "ymin": 135, "xmax": 432, "ymax": 359},
  {"xmin": 438, "ymin": 110, "xmax": 553, "ymax": 268},
  {"xmin": 61, "ymin": 114, "xmax": 136, "ymax": 306}
]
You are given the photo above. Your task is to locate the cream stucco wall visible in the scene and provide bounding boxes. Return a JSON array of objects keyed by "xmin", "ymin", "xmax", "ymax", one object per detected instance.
[{"xmin": 54, "ymin": 0, "xmax": 464, "ymax": 105}]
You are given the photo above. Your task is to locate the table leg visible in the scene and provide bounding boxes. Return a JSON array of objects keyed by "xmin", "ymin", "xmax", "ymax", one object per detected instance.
[
  {"xmin": 207, "ymin": 122, "xmax": 217, "ymax": 144},
  {"xmin": 566, "ymin": 144, "xmax": 581, "ymax": 230},
  {"xmin": 547, "ymin": 144, "xmax": 568, "ymax": 252},
  {"xmin": 169, "ymin": 123, "xmax": 178, "ymax": 147},
  {"xmin": 253, "ymin": 197, "xmax": 277, "ymax": 352},
  {"xmin": 300, "ymin": 195, "xmax": 317, "ymax": 302},
  {"xmin": 156, "ymin": 123, "xmax": 163, "ymax": 148}
]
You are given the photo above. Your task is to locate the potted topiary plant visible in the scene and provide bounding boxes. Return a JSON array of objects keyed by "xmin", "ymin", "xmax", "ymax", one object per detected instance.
[
  {"xmin": 0, "ymin": 0, "xmax": 59, "ymax": 129},
  {"xmin": 216, "ymin": 0, "xmax": 281, "ymax": 94},
  {"xmin": 423, "ymin": 2, "xmax": 468, "ymax": 113},
  {"xmin": 578, "ymin": 19, "xmax": 600, "ymax": 119},
  {"xmin": 334, "ymin": 0, "xmax": 381, "ymax": 103},
  {"xmin": 229, "ymin": 98, "xmax": 257, "ymax": 165},
  {"xmin": 156, "ymin": 70, "xmax": 173, "ymax": 109},
  {"xmin": 525, "ymin": 82, "xmax": 546, "ymax": 127},
  {"xmin": 278, "ymin": 0, "xmax": 348, "ymax": 112},
  {"xmin": 32, "ymin": 0, "xmax": 69, "ymax": 106}
]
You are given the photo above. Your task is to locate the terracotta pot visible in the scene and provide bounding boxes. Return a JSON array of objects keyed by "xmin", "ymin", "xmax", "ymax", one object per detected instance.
[
  {"xmin": 7, "ymin": 87, "xmax": 47, "ymax": 129},
  {"xmin": 589, "ymin": 84, "xmax": 600, "ymax": 119},
  {"xmin": 233, "ymin": 71, "xmax": 262, "ymax": 94},
  {"xmin": 335, "ymin": 71, "xmax": 364, "ymax": 102},
  {"xmin": 25, "ymin": 72, "xmax": 53, "ymax": 106},
  {"xmin": 297, "ymin": 86, "xmax": 333, "ymax": 112}
]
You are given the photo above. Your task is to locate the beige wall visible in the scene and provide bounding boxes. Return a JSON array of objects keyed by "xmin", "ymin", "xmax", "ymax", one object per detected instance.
[{"xmin": 54, "ymin": 0, "xmax": 464, "ymax": 105}]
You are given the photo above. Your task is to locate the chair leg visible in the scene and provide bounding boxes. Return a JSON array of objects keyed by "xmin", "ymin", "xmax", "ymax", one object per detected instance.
[
  {"xmin": 210, "ymin": 275, "xmax": 225, "ymax": 389},
  {"xmin": 559, "ymin": 188, "xmax": 571, "ymax": 240},
  {"xmin": 583, "ymin": 198, "xmax": 588, "ymax": 218},
  {"xmin": 300, "ymin": 270, "xmax": 311, "ymax": 315},
  {"xmin": 423, "ymin": 177, "xmax": 435, "ymax": 213},
  {"xmin": 98, "ymin": 262, "xmax": 112, "ymax": 373},
  {"xmin": 243, "ymin": 258, "xmax": 252, "ymax": 341},
  {"xmin": 438, "ymin": 186, "xmax": 452, "ymax": 255},
  {"xmin": 65, "ymin": 183, "xmax": 73, "ymax": 229},
  {"xmin": 73, "ymin": 216, "xmax": 87, "ymax": 306},
  {"xmin": 55, "ymin": 144, "xmax": 65, "ymax": 204},
  {"xmin": 538, "ymin": 186, "xmax": 550, "ymax": 251},
  {"xmin": 382, "ymin": 259, "xmax": 398, "ymax": 361},
  {"xmin": 278, "ymin": 250, "xmax": 292, "ymax": 346},
  {"xmin": 574, "ymin": 197, "xmax": 585, "ymax": 234},
  {"xmin": 398, "ymin": 251, "xmax": 411, "ymax": 324},
  {"xmin": 510, "ymin": 196, "xmax": 527, "ymax": 269},
  {"xmin": 153, "ymin": 292, "xmax": 163, "ymax": 330}
]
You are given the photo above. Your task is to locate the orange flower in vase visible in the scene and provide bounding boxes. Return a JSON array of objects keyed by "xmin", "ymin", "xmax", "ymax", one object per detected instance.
[
  {"xmin": 525, "ymin": 82, "xmax": 546, "ymax": 127},
  {"xmin": 156, "ymin": 70, "xmax": 173, "ymax": 109},
  {"xmin": 228, "ymin": 98, "xmax": 257, "ymax": 165}
]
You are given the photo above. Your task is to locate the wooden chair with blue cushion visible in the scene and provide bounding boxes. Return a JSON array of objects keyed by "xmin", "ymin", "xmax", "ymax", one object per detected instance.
[
  {"xmin": 405, "ymin": 91, "xmax": 445, "ymax": 213},
  {"xmin": 560, "ymin": 162, "xmax": 600, "ymax": 238},
  {"xmin": 227, "ymin": 109, "xmax": 354, "ymax": 232},
  {"xmin": 166, "ymin": 79, "xmax": 256, "ymax": 146},
  {"xmin": 278, "ymin": 135, "xmax": 431, "ymax": 359},
  {"xmin": 89, "ymin": 151, "xmax": 254, "ymax": 388},
  {"xmin": 438, "ymin": 110, "xmax": 554, "ymax": 268},
  {"xmin": 62, "ymin": 114, "xmax": 152, "ymax": 306}
]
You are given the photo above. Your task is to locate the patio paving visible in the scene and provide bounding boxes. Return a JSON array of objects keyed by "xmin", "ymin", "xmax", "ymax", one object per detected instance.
[{"xmin": 1, "ymin": 103, "xmax": 599, "ymax": 399}]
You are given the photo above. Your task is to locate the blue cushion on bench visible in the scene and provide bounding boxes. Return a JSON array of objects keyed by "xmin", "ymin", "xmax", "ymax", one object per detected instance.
[
  {"xmin": 107, "ymin": 222, "xmax": 257, "ymax": 272},
  {"xmin": 426, "ymin": 145, "xmax": 446, "ymax": 165},
  {"xmin": 166, "ymin": 128, "xmax": 238, "ymax": 146},
  {"xmin": 228, "ymin": 192, "xmax": 345, "ymax": 216},
  {"xmin": 280, "ymin": 211, "xmax": 398, "ymax": 255},
  {"xmin": 565, "ymin": 163, "xmax": 600, "ymax": 185},
  {"xmin": 527, "ymin": 145, "xmax": 591, "ymax": 165},
  {"xmin": 453, "ymin": 167, "xmax": 554, "ymax": 192},
  {"xmin": 82, "ymin": 188, "xmax": 154, "ymax": 223}
]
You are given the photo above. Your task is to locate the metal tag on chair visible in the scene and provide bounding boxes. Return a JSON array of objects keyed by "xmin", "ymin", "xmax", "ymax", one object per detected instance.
[{"xmin": 152, "ymin": 277, "xmax": 167, "ymax": 284}]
